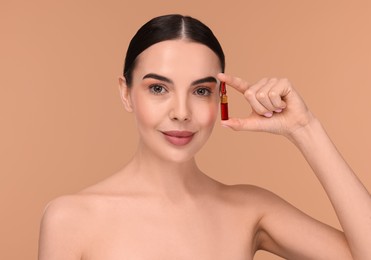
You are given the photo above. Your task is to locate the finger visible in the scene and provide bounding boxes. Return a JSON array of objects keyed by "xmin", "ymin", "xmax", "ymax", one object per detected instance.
[
  {"xmin": 220, "ymin": 117, "xmax": 255, "ymax": 131},
  {"xmin": 220, "ymin": 114, "xmax": 263, "ymax": 132},
  {"xmin": 255, "ymin": 78, "xmax": 281, "ymax": 112},
  {"xmin": 217, "ymin": 73, "xmax": 273, "ymax": 117},
  {"xmin": 269, "ymin": 78, "xmax": 291, "ymax": 109},
  {"xmin": 244, "ymin": 78, "xmax": 275, "ymax": 117},
  {"xmin": 217, "ymin": 73, "xmax": 250, "ymax": 94}
]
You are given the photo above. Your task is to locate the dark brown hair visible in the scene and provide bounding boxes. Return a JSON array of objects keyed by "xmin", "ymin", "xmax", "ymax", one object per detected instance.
[{"xmin": 123, "ymin": 14, "xmax": 225, "ymax": 86}]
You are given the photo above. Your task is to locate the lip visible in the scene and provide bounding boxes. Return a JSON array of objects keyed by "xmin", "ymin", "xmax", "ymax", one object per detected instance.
[{"xmin": 161, "ymin": 130, "xmax": 195, "ymax": 146}]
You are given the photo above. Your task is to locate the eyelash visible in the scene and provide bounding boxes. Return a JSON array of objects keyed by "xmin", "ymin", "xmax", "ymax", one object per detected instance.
[
  {"xmin": 194, "ymin": 87, "xmax": 213, "ymax": 96},
  {"xmin": 148, "ymin": 84, "xmax": 213, "ymax": 97},
  {"xmin": 149, "ymin": 84, "xmax": 167, "ymax": 95}
]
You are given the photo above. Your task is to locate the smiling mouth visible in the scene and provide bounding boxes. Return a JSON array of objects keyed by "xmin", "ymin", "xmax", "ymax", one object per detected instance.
[{"xmin": 161, "ymin": 131, "xmax": 195, "ymax": 146}]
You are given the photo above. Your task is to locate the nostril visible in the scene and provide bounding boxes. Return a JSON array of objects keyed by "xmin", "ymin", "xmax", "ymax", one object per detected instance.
[
  {"xmin": 169, "ymin": 100, "xmax": 191, "ymax": 121},
  {"xmin": 171, "ymin": 115, "xmax": 190, "ymax": 121}
]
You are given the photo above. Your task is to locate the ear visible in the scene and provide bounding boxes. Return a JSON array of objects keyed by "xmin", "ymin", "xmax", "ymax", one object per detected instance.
[{"xmin": 118, "ymin": 76, "xmax": 133, "ymax": 112}]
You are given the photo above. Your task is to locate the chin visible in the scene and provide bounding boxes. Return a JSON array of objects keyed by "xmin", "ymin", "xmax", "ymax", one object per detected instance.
[{"xmin": 159, "ymin": 147, "xmax": 199, "ymax": 164}]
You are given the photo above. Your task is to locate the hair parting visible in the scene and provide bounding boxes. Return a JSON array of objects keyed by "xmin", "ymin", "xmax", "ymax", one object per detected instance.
[{"xmin": 123, "ymin": 14, "xmax": 225, "ymax": 87}]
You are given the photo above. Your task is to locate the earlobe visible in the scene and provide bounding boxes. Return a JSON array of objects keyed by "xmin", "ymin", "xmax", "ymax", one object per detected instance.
[{"xmin": 118, "ymin": 76, "xmax": 133, "ymax": 112}]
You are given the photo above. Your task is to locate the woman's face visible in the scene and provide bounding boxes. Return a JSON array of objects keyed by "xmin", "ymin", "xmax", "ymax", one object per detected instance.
[{"xmin": 121, "ymin": 40, "xmax": 221, "ymax": 163}]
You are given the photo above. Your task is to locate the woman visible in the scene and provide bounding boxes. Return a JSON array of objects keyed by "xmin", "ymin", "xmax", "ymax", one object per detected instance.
[{"xmin": 38, "ymin": 14, "xmax": 370, "ymax": 259}]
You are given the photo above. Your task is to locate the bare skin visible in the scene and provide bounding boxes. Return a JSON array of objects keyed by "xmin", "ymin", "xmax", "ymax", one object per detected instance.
[
  {"xmin": 40, "ymin": 168, "xmax": 265, "ymax": 259},
  {"xmin": 38, "ymin": 40, "xmax": 370, "ymax": 259}
]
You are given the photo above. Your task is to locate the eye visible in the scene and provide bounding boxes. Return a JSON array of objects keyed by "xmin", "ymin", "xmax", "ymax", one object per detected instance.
[
  {"xmin": 194, "ymin": 87, "xmax": 212, "ymax": 96},
  {"xmin": 149, "ymin": 84, "xmax": 167, "ymax": 95}
]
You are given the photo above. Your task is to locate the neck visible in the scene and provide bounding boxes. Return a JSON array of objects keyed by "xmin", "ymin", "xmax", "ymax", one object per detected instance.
[{"xmin": 123, "ymin": 144, "xmax": 207, "ymax": 201}]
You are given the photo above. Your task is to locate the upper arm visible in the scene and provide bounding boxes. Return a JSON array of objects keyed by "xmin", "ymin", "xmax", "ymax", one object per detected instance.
[
  {"xmin": 254, "ymin": 188, "xmax": 353, "ymax": 259},
  {"xmin": 38, "ymin": 196, "xmax": 86, "ymax": 260}
]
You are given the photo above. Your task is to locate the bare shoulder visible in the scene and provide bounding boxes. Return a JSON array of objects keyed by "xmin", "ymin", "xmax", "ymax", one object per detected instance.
[
  {"xmin": 41, "ymin": 194, "xmax": 93, "ymax": 225},
  {"xmin": 40, "ymin": 191, "xmax": 111, "ymax": 233},
  {"xmin": 218, "ymin": 184, "xmax": 296, "ymax": 227},
  {"xmin": 215, "ymin": 183, "xmax": 284, "ymax": 228},
  {"xmin": 221, "ymin": 184, "xmax": 309, "ymax": 223},
  {"xmin": 218, "ymin": 183, "xmax": 280, "ymax": 207},
  {"xmin": 39, "ymin": 194, "xmax": 97, "ymax": 259}
]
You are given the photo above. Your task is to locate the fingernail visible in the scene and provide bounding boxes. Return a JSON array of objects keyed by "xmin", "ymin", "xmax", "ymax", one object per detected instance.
[
  {"xmin": 274, "ymin": 109, "xmax": 282, "ymax": 113},
  {"xmin": 264, "ymin": 112, "xmax": 273, "ymax": 118}
]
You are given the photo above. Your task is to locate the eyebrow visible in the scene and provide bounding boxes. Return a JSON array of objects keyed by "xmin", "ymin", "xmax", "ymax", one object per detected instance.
[
  {"xmin": 142, "ymin": 73, "xmax": 217, "ymax": 86},
  {"xmin": 143, "ymin": 73, "xmax": 173, "ymax": 84},
  {"xmin": 192, "ymin": 76, "xmax": 217, "ymax": 85}
]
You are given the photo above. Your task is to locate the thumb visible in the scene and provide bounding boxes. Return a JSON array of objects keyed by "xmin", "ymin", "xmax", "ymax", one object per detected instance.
[{"xmin": 220, "ymin": 117, "xmax": 262, "ymax": 131}]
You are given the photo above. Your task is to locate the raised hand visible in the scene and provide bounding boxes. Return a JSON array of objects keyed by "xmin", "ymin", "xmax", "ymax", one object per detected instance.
[{"xmin": 217, "ymin": 73, "xmax": 314, "ymax": 137}]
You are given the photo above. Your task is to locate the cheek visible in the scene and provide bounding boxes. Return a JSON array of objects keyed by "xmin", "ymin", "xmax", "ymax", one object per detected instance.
[
  {"xmin": 132, "ymin": 96, "xmax": 164, "ymax": 128},
  {"xmin": 135, "ymin": 106, "xmax": 154, "ymax": 127},
  {"xmin": 195, "ymin": 102, "xmax": 219, "ymax": 127}
]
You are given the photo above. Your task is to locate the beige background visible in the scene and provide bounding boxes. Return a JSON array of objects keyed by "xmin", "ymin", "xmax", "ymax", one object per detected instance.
[{"xmin": 1, "ymin": 0, "xmax": 370, "ymax": 259}]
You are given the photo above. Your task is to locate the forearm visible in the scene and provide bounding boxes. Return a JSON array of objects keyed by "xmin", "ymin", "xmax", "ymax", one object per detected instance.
[{"xmin": 288, "ymin": 115, "xmax": 371, "ymax": 259}]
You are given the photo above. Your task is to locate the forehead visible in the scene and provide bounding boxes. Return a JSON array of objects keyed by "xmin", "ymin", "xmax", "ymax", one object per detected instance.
[{"xmin": 133, "ymin": 40, "xmax": 221, "ymax": 81}]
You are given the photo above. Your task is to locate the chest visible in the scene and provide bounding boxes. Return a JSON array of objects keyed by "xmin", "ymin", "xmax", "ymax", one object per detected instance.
[{"xmin": 82, "ymin": 200, "xmax": 259, "ymax": 260}]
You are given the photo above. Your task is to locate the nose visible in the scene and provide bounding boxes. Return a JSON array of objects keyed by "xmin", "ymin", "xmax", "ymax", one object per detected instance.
[{"xmin": 169, "ymin": 94, "xmax": 191, "ymax": 121}]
